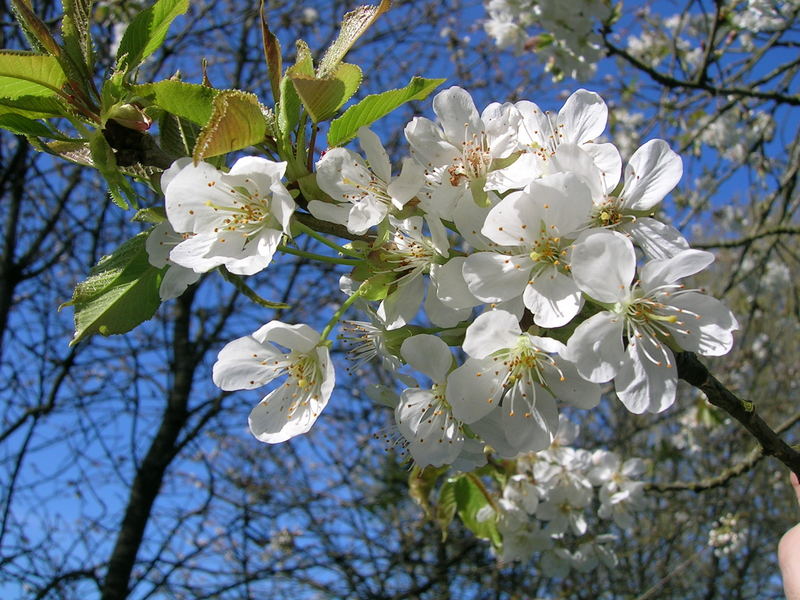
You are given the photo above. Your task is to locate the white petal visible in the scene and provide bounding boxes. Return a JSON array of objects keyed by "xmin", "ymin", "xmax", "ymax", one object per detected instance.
[
  {"xmin": 387, "ymin": 158, "xmax": 424, "ymax": 208},
  {"xmin": 640, "ymin": 249, "xmax": 714, "ymax": 287},
  {"xmin": 348, "ymin": 198, "xmax": 388, "ymax": 234},
  {"xmin": 523, "ymin": 268, "xmax": 583, "ymax": 328},
  {"xmin": 463, "ymin": 252, "xmax": 531, "ymax": 303},
  {"xmin": 404, "ymin": 116, "xmax": 459, "ymax": 166},
  {"xmin": 624, "ymin": 217, "xmax": 689, "ymax": 260},
  {"xmin": 358, "ymin": 126, "xmax": 391, "ymax": 183},
  {"xmin": 252, "ymin": 321, "xmax": 320, "ymax": 352},
  {"xmin": 558, "ymin": 89, "xmax": 608, "ymax": 145},
  {"xmin": 401, "ymin": 334, "xmax": 453, "ymax": 382},
  {"xmin": 248, "ymin": 384, "xmax": 327, "ymax": 443},
  {"xmin": 212, "ymin": 336, "xmax": 285, "ymax": 390},
  {"xmin": 433, "ymin": 86, "xmax": 482, "ymax": 145},
  {"xmin": 424, "ymin": 285, "xmax": 471, "ymax": 328},
  {"xmin": 431, "ymin": 258, "xmax": 479, "ymax": 309},
  {"xmin": 500, "ymin": 382, "xmax": 558, "ymax": 453},
  {"xmin": 160, "ymin": 157, "xmax": 192, "ymax": 193},
  {"xmin": 146, "ymin": 222, "xmax": 178, "ymax": 268},
  {"xmin": 159, "ymin": 265, "xmax": 200, "ymax": 301},
  {"xmin": 228, "ymin": 156, "xmax": 287, "ymax": 183},
  {"xmin": 562, "ymin": 311, "xmax": 625, "ymax": 383},
  {"xmin": 462, "ymin": 309, "xmax": 521, "ymax": 358},
  {"xmin": 545, "ymin": 358, "xmax": 602, "ymax": 409},
  {"xmin": 583, "ymin": 142, "xmax": 622, "ymax": 191},
  {"xmin": 570, "ymin": 229, "xmax": 635, "ymax": 303},
  {"xmin": 667, "ymin": 292, "xmax": 738, "ymax": 356},
  {"xmin": 307, "ymin": 200, "xmax": 350, "ymax": 226},
  {"xmin": 614, "ymin": 337, "xmax": 677, "ymax": 414},
  {"xmin": 378, "ymin": 274, "xmax": 424, "ymax": 330},
  {"xmin": 168, "ymin": 233, "xmax": 229, "ymax": 273},
  {"xmin": 447, "ymin": 357, "xmax": 503, "ymax": 423},
  {"xmin": 621, "ymin": 139, "xmax": 682, "ymax": 211}
]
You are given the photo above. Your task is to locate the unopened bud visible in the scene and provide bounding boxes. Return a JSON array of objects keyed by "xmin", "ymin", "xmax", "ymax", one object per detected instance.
[{"xmin": 108, "ymin": 103, "xmax": 152, "ymax": 132}]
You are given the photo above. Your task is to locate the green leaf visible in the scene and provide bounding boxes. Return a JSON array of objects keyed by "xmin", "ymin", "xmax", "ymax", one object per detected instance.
[
  {"xmin": 259, "ymin": 0, "xmax": 282, "ymax": 102},
  {"xmin": 10, "ymin": 0, "xmax": 62, "ymax": 56},
  {"xmin": 436, "ymin": 479, "xmax": 458, "ymax": 540},
  {"xmin": 36, "ymin": 139, "xmax": 93, "ymax": 166},
  {"xmin": 0, "ymin": 51, "xmax": 67, "ymax": 96},
  {"xmin": 61, "ymin": 0, "xmax": 94, "ymax": 79},
  {"xmin": 453, "ymin": 475, "xmax": 501, "ymax": 545},
  {"xmin": 276, "ymin": 40, "xmax": 313, "ymax": 139},
  {"xmin": 290, "ymin": 62, "xmax": 362, "ymax": 124},
  {"xmin": 408, "ymin": 465, "xmax": 449, "ymax": 520},
  {"xmin": 157, "ymin": 112, "xmax": 200, "ymax": 160},
  {"xmin": 192, "ymin": 90, "xmax": 267, "ymax": 162},
  {"xmin": 0, "ymin": 94, "xmax": 66, "ymax": 118},
  {"xmin": 134, "ymin": 80, "xmax": 218, "ymax": 125},
  {"xmin": 328, "ymin": 76, "xmax": 445, "ymax": 146},
  {"xmin": 116, "ymin": 0, "xmax": 189, "ymax": 72},
  {"xmin": 0, "ymin": 113, "xmax": 74, "ymax": 140},
  {"xmin": 62, "ymin": 232, "xmax": 163, "ymax": 346},
  {"xmin": 89, "ymin": 130, "xmax": 135, "ymax": 208},
  {"xmin": 317, "ymin": 0, "xmax": 391, "ymax": 77}
]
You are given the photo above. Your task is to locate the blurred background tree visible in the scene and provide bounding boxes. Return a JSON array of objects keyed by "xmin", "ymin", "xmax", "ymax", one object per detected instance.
[{"xmin": 0, "ymin": 0, "xmax": 798, "ymax": 598}]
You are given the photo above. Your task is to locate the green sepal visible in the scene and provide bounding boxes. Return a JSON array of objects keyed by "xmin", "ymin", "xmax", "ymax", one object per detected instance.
[
  {"xmin": 132, "ymin": 206, "xmax": 167, "ymax": 224},
  {"xmin": 328, "ymin": 76, "xmax": 446, "ymax": 147},
  {"xmin": 358, "ymin": 271, "xmax": 394, "ymax": 301},
  {"xmin": 61, "ymin": 231, "xmax": 163, "ymax": 346}
]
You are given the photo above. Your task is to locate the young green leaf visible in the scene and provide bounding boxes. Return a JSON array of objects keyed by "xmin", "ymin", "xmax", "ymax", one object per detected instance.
[
  {"xmin": 116, "ymin": 0, "xmax": 189, "ymax": 72},
  {"xmin": 0, "ymin": 113, "xmax": 75, "ymax": 140},
  {"xmin": 436, "ymin": 478, "xmax": 459, "ymax": 540},
  {"xmin": 61, "ymin": 0, "xmax": 94, "ymax": 77},
  {"xmin": 327, "ymin": 76, "xmax": 445, "ymax": 146},
  {"xmin": 62, "ymin": 232, "xmax": 163, "ymax": 346},
  {"xmin": 10, "ymin": 0, "xmax": 62, "ymax": 56},
  {"xmin": 317, "ymin": 0, "xmax": 391, "ymax": 77},
  {"xmin": 290, "ymin": 62, "xmax": 362, "ymax": 124},
  {"xmin": 0, "ymin": 51, "xmax": 67, "ymax": 96},
  {"xmin": 408, "ymin": 465, "xmax": 450, "ymax": 520},
  {"xmin": 0, "ymin": 94, "xmax": 66, "ymax": 118},
  {"xmin": 192, "ymin": 90, "xmax": 267, "ymax": 162},
  {"xmin": 134, "ymin": 80, "xmax": 218, "ymax": 125},
  {"xmin": 89, "ymin": 130, "xmax": 136, "ymax": 208},
  {"xmin": 259, "ymin": 0, "xmax": 282, "ymax": 102},
  {"xmin": 454, "ymin": 475, "xmax": 501, "ymax": 545}
]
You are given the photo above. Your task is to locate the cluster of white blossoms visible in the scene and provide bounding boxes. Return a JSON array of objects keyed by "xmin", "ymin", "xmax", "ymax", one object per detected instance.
[
  {"xmin": 482, "ymin": 0, "xmax": 611, "ymax": 80},
  {"xmin": 708, "ymin": 513, "xmax": 747, "ymax": 557},
  {"xmin": 494, "ymin": 417, "xmax": 645, "ymax": 569},
  {"xmin": 148, "ymin": 85, "xmax": 738, "ymax": 470}
]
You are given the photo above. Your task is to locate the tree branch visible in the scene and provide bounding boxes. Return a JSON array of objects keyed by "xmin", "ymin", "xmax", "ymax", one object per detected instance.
[{"xmin": 675, "ymin": 352, "xmax": 800, "ymax": 476}]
